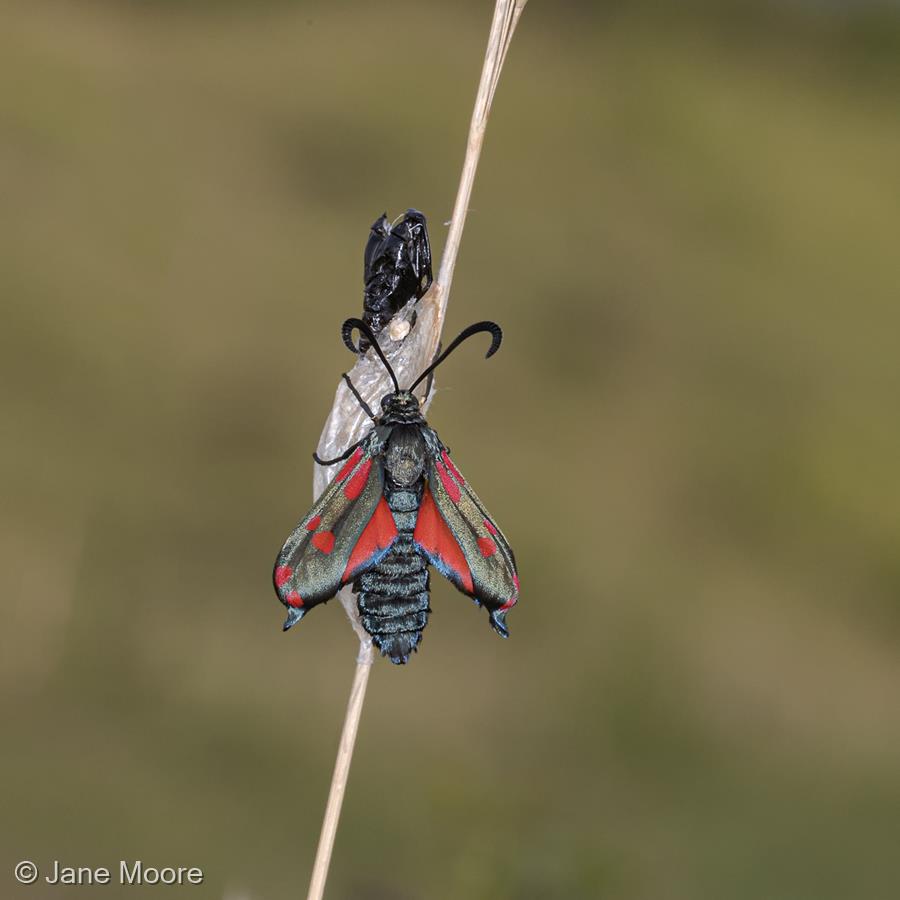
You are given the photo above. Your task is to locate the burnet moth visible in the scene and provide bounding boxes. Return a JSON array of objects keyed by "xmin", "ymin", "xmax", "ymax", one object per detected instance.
[{"xmin": 273, "ymin": 318, "xmax": 519, "ymax": 665}]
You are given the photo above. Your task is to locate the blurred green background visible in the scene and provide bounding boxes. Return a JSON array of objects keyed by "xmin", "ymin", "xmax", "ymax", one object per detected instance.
[{"xmin": 2, "ymin": 1, "xmax": 899, "ymax": 898}]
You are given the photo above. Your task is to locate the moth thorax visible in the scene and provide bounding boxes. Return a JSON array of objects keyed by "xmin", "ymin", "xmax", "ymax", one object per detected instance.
[{"xmin": 385, "ymin": 425, "xmax": 425, "ymax": 487}]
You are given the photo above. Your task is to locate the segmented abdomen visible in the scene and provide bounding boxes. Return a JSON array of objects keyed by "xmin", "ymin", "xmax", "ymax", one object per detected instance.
[{"xmin": 355, "ymin": 484, "xmax": 429, "ymax": 664}]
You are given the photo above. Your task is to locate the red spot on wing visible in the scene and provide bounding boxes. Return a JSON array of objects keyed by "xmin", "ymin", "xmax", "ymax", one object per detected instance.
[
  {"xmin": 305, "ymin": 515, "xmax": 321, "ymax": 532},
  {"xmin": 311, "ymin": 531, "xmax": 335, "ymax": 554},
  {"xmin": 435, "ymin": 460, "xmax": 461, "ymax": 503},
  {"xmin": 336, "ymin": 447, "xmax": 364, "ymax": 482},
  {"xmin": 274, "ymin": 566, "xmax": 293, "ymax": 588},
  {"xmin": 343, "ymin": 497, "xmax": 397, "ymax": 581},
  {"xmin": 441, "ymin": 451, "xmax": 464, "ymax": 485},
  {"xmin": 484, "ymin": 519, "xmax": 499, "ymax": 537},
  {"xmin": 285, "ymin": 591, "xmax": 304, "ymax": 608},
  {"xmin": 344, "ymin": 459, "xmax": 373, "ymax": 500},
  {"xmin": 414, "ymin": 487, "xmax": 473, "ymax": 593},
  {"xmin": 477, "ymin": 536, "xmax": 497, "ymax": 558},
  {"xmin": 499, "ymin": 572, "xmax": 520, "ymax": 611}
]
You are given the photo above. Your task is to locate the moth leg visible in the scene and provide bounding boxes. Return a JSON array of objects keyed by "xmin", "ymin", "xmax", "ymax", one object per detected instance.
[
  {"xmin": 421, "ymin": 366, "xmax": 436, "ymax": 406},
  {"xmin": 419, "ymin": 342, "xmax": 441, "ymax": 407},
  {"xmin": 313, "ymin": 438, "xmax": 364, "ymax": 467},
  {"xmin": 342, "ymin": 372, "xmax": 376, "ymax": 420}
]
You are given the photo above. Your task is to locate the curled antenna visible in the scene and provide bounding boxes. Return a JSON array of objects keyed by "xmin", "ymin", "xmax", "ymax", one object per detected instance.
[
  {"xmin": 410, "ymin": 321, "xmax": 502, "ymax": 391},
  {"xmin": 341, "ymin": 318, "xmax": 400, "ymax": 394}
]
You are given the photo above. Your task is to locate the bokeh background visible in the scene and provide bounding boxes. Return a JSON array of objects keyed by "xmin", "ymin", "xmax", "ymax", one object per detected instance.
[{"xmin": 2, "ymin": 1, "xmax": 899, "ymax": 898}]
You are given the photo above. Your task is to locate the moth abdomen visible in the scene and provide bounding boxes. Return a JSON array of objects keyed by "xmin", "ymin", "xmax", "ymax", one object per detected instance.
[
  {"xmin": 355, "ymin": 480, "xmax": 432, "ymax": 665},
  {"xmin": 356, "ymin": 563, "xmax": 431, "ymax": 664}
]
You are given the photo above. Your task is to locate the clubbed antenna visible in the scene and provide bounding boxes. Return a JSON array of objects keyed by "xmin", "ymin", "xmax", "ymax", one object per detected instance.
[
  {"xmin": 410, "ymin": 321, "xmax": 502, "ymax": 391},
  {"xmin": 341, "ymin": 318, "xmax": 400, "ymax": 394}
]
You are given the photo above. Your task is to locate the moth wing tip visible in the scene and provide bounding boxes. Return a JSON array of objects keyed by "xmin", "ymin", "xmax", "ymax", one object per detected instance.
[
  {"xmin": 489, "ymin": 609, "xmax": 510, "ymax": 638},
  {"xmin": 282, "ymin": 607, "xmax": 306, "ymax": 631}
]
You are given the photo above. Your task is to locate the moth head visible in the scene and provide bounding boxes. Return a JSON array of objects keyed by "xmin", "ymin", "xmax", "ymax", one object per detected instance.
[{"xmin": 381, "ymin": 390, "xmax": 419, "ymax": 416}]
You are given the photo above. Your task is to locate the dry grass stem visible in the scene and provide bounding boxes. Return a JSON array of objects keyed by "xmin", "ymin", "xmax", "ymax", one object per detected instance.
[
  {"xmin": 305, "ymin": 648, "xmax": 374, "ymax": 900},
  {"xmin": 306, "ymin": 4, "xmax": 528, "ymax": 898}
]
